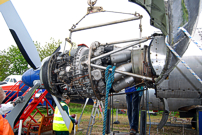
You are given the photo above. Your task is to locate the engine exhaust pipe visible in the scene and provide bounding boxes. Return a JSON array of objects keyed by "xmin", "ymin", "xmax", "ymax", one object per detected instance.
[
  {"xmin": 113, "ymin": 76, "xmax": 134, "ymax": 92},
  {"xmin": 114, "ymin": 63, "xmax": 132, "ymax": 81}
]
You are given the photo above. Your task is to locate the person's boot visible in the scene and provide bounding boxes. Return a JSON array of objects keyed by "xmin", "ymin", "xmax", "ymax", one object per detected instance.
[{"xmin": 130, "ymin": 128, "xmax": 136, "ymax": 135}]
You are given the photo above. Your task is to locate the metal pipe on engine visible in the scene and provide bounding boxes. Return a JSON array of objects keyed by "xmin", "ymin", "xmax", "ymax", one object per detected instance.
[
  {"xmin": 91, "ymin": 37, "xmax": 149, "ymax": 62},
  {"xmin": 100, "ymin": 37, "xmax": 145, "ymax": 46},
  {"xmin": 90, "ymin": 64, "xmax": 153, "ymax": 81},
  {"xmin": 70, "ymin": 17, "xmax": 142, "ymax": 32}
]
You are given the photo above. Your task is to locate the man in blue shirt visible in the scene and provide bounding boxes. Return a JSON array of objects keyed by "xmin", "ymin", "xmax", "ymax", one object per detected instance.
[{"xmin": 125, "ymin": 85, "xmax": 143, "ymax": 135}]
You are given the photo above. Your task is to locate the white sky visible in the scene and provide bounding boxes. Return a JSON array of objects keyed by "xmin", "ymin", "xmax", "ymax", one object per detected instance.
[{"xmin": 0, "ymin": 0, "xmax": 159, "ymax": 51}]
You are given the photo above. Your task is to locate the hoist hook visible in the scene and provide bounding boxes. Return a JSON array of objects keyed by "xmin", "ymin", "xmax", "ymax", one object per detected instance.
[{"xmin": 87, "ymin": 0, "xmax": 97, "ymax": 7}]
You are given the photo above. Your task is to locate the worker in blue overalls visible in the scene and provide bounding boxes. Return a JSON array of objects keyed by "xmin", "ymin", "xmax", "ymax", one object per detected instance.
[{"xmin": 125, "ymin": 85, "xmax": 143, "ymax": 135}]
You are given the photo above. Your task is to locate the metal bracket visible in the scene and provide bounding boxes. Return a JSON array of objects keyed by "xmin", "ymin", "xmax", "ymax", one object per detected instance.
[{"xmin": 87, "ymin": 6, "xmax": 104, "ymax": 14}]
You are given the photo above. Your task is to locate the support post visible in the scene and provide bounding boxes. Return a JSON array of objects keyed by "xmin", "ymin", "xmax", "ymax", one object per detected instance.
[
  {"xmin": 140, "ymin": 111, "xmax": 147, "ymax": 135},
  {"xmin": 106, "ymin": 109, "xmax": 111, "ymax": 134},
  {"xmin": 18, "ymin": 119, "xmax": 23, "ymax": 135}
]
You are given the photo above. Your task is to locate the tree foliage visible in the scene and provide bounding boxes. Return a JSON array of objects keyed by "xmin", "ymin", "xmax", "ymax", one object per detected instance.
[
  {"xmin": 0, "ymin": 50, "xmax": 10, "ymax": 81},
  {"xmin": 7, "ymin": 45, "xmax": 29, "ymax": 74},
  {"xmin": 0, "ymin": 45, "xmax": 28, "ymax": 81},
  {"xmin": 0, "ymin": 38, "xmax": 61, "ymax": 81},
  {"xmin": 35, "ymin": 38, "xmax": 62, "ymax": 61}
]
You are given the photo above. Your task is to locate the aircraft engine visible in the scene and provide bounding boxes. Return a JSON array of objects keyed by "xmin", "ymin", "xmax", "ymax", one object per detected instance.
[{"xmin": 40, "ymin": 39, "xmax": 156, "ymax": 99}]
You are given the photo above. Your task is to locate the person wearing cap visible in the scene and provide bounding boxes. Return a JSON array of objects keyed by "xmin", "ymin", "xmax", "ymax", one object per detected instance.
[
  {"xmin": 53, "ymin": 95, "xmax": 78, "ymax": 135},
  {"xmin": 0, "ymin": 86, "xmax": 14, "ymax": 135}
]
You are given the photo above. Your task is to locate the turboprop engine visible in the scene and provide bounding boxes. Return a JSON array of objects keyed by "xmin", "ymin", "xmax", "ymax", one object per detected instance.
[{"xmin": 40, "ymin": 37, "xmax": 157, "ymax": 100}]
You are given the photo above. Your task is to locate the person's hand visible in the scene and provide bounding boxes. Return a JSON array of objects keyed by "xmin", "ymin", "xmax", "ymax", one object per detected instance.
[
  {"xmin": 11, "ymin": 96, "xmax": 25, "ymax": 106},
  {"xmin": 70, "ymin": 114, "xmax": 76, "ymax": 118},
  {"xmin": 11, "ymin": 101, "xmax": 16, "ymax": 106},
  {"xmin": 75, "ymin": 120, "xmax": 78, "ymax": 125},
  {"xmin": 15, "ymin": 96, "xmax": 24, "ymax": 103}
]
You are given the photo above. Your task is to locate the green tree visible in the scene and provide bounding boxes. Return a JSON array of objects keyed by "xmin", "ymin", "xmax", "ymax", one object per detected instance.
[
  {"xmin": 0, "ymin": 50, "xmax": 10, "ymax": 81},
  {"xmin": 35, "ymin": 37, "xmax": 62, "ymax": 61},
  {"xmin": 0, "ymin": 45, "xmax": 28, "ymax": 81},
  {"xmin": 6, "ymin": 45, "xmax": 29, "ymax": 76},
  {"xmin": 0, "ymin": 38, "xmax": 61, "ymax": 81}
]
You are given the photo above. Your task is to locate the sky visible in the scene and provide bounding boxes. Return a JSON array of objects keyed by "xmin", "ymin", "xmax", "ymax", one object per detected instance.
[{"xmin": 0, "ymin": 0, "xmax": 159, "ymax": 51}]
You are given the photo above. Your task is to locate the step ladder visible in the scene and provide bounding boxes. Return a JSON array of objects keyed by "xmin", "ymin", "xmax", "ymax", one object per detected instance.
[{"xmin": 86, "ymin": 99, "xmax": 104, "ymax": 135}]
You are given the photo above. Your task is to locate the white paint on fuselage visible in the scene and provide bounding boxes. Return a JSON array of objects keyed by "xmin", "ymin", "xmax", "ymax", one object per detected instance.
[{"xmin": 1, "ymin": 75, "xmax": 22, "ymax": 86}]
